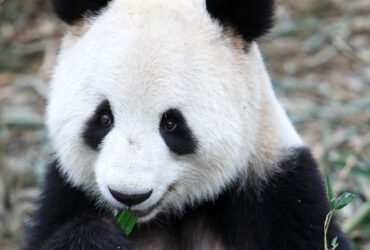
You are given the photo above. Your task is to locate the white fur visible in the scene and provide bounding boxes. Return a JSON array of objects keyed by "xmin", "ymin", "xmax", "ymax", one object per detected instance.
[{"xmin": 47, "ymin": 0, "xmax": 303, "ymax": 221}]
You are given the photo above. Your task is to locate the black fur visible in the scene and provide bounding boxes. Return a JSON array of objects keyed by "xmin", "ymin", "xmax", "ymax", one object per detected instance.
[
  {"xmin": 51, "ymin": 0, "xmax": 111, "ymax": 24},
  {"xmin": 206, "ymin": 0, "xmax": 275, "ymax": 42},
  {"xmin": 83, "ymin": 100, "xmax": 114, "ymax": 150},
  {"xmin": 25, "ymin": 162, "xmax": 130, "ymax": 250},
  {"xmin": 160, "ymin": 109, "xmax": 197, "ymax": 155},
  {"xmin": 25, "ymin": 148, "xmax": 351, "ymax": 249},
  {"xmin": 204, "ymin": 148, "xmax": 351, "ymax": 249}
]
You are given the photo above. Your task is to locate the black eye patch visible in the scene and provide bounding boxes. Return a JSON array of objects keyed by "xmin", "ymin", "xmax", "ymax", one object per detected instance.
[
  {"xmin": 160, "ymin": 109, "xmax": 197, "ymax": 155},
  {"xmin": 83, "ymin": 100, "xmax": 114, "ymax": 150}
]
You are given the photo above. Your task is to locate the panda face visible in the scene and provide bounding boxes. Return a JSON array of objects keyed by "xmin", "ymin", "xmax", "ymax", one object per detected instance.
[{"xmin": 47, "ymin": 0, "xmax": 274, "ymax": 221}]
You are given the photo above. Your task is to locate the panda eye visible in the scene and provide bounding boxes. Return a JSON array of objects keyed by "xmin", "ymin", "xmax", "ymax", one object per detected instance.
[
  {"xmin": 100, "ymin": 113, "xmax": 113, "ymax": 128},
  {"xmin": 159, "ymin": 109, "xmax": 197, "ymax": 155},
  {"xmin": 164, "ymin": 119, "xmax": 178, "ymax": 132},
  {"xmin": 83, "ymin": 100, "xmax": 114, "ymax": 150}
]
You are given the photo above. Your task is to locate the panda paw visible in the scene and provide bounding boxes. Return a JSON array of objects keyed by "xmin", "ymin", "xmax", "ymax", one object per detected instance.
[{"xmin": 41, "ymin": 217, "xmax": 131, "ymax": 250}]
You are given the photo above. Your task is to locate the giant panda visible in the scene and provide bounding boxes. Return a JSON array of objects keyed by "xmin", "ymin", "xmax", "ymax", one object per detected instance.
[{"xmin": 25, "ymin": 0, "xmax": 351, "ymax": 249}]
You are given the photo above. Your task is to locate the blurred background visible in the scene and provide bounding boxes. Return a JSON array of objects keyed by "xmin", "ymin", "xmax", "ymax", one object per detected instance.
[{"xmin": 0, "ymin": 0, "xmax": 369, "ymax": 249}]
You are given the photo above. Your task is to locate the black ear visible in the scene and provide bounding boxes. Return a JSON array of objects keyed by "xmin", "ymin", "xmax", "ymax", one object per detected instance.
[
  {"xmin": 52, "ymin": 0, "xmax": 111, "ymax": 25},
  {"xmin": 206, "ymin": 0, "xmax": 275, "ymax": 42}
]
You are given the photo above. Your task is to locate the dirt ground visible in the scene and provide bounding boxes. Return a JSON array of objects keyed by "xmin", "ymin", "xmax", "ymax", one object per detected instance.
[{"xmin": 0, "ymin": 0, "xmax": 369, "ymax": 249}]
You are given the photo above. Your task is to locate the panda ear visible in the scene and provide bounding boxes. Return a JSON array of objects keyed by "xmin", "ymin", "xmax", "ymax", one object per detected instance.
[
  {"xmin": 51, "ymin": 0, "xmax": 111, "ymax": 25},
  {"xmin": 206, "ymin": 0, "xmax": 275, "ymax": 42}
]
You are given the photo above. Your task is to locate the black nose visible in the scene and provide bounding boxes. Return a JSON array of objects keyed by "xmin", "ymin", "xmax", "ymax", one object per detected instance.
[{"xmin": 109, "ymin": 188, "xmax": 153, "ymax": 206}]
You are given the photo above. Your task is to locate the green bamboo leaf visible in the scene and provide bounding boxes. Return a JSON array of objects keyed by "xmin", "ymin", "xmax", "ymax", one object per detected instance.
[
  {"xmin": 326, "ymin": 176, "xmax": 335, "ymax": 210},
  {"xmin": 115, "ymin": 208, "xmax": 137, "ymax": 236},
  {"xmin": 334, "ymin": 192, "xmax": 356, "ymax": 210}
]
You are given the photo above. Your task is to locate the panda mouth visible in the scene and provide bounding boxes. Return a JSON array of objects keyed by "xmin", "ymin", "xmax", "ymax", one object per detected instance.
[
  {"xmin": 129, "ymin": 186, "xmax": 173, "ymax": 218},
  {"xmin": 130, "ymin": 203, "xmax": 158, "ymax": 217},
  {"xmin": 126, "ymin": 184, "xmax": 176, "ymax": 219}
]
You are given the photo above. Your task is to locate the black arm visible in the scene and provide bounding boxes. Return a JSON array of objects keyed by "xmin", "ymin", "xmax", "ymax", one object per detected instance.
[
  {"xmin": 209, "ymin": 148, "xmax": 352, "ymax": 250},
  {"xmin": 25, "ymin": 161, "xmax": 130, "ymax": 250}
]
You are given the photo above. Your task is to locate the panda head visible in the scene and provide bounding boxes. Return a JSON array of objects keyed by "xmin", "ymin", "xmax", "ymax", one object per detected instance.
[{"xmin": 47, "ymin": 0, "xmax": 287, "ymax": 221}]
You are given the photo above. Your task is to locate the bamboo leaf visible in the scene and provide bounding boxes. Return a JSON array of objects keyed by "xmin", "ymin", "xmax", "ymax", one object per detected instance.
[
  {"xmin": 334, "ymin": 192, "xmax": 356, "ymax": 210},
  {"xmin": 326, "ymin": 176, "xmax": 335, "ymax": 210},
  {"xmin": 114, "ymin": 208, "xmax": 137, "ymax": 237}
]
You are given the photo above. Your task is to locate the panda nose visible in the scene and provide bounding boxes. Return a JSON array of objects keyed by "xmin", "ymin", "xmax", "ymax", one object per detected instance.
[{"xmin": 109, "ymin": 188, "xmax": 153, "ymax": 206}]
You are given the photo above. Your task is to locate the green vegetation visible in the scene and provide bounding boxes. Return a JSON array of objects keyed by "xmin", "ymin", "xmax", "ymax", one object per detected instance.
[
  {"xmin": 115, "ymin": 209, "xmax": 137, "ymax": 237},
  {"xmin": 325, "ymin": 176, "xmax": 356, "ymax": 250}
]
